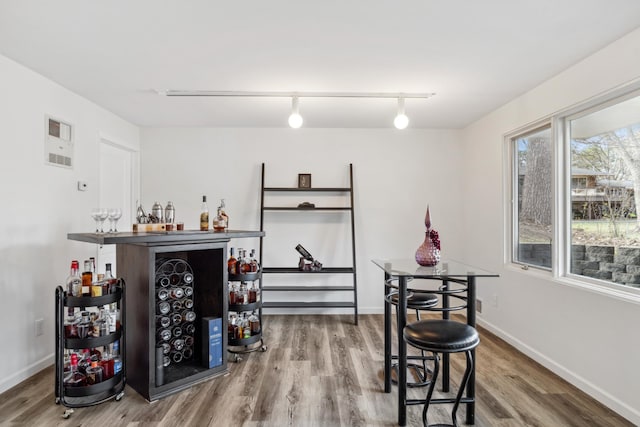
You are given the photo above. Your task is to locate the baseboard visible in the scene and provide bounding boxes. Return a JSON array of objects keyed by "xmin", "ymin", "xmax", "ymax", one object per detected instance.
[
  {"xmin": 0, "ymin": 353, "xmax": 54, "ymax": 394},
  {"xmin": 476, "ymin": 317, "xmax": 640, "ymax": 426}
]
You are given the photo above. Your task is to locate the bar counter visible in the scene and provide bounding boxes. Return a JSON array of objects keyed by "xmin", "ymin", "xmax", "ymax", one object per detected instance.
[{"xmin": 68, "ymin": 229, "xmax": 264, "ymax": 401}]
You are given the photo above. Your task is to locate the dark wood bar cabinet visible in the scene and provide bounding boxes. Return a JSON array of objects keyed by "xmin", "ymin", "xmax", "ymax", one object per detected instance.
[{"xmin": 68, "ymin": 230, "xmax": 264, "ymax": 401}]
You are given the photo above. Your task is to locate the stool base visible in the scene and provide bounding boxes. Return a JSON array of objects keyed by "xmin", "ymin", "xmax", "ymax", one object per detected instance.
[{"xmin": 391, "ymin": 362, "xmax": 433, "ymax": 388}]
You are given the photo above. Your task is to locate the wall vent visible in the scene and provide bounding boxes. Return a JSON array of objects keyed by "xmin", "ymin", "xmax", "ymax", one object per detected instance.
[{"xmin": 45, "ymin": 116, "xmax": 73, "ymax": 169}]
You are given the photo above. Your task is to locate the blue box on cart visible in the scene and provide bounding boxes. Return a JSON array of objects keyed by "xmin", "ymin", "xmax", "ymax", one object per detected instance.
[{"xmin": 202, "ymin": 317, "xmax": 223, "ymax": 368}]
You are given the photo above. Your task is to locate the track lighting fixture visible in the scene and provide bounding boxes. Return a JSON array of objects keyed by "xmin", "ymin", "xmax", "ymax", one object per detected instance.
[
  {"xmin": 288, "ymin": 96, "xmax": 303, "ymax": 129},
  {"xmin": 394, "ymin": 97, "xmax": 409, "ymax": 130},
  {"xmin": 158, "ymin": 90, "xmax": 435, "ymax": 128}
]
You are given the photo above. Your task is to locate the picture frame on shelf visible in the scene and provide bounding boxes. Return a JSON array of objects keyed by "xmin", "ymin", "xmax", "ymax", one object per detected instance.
[{"xmin": 298, "ymin": 173, "xmax": 311, "ymax": 189}]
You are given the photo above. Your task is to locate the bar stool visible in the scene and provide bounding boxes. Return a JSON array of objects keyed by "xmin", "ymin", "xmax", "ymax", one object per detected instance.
[
  {"xmin": 385, "ymin": 289, "xmax": 439, "ymax": 387},
  {"xmin": 403, "ymin": 319, "xmax": 480, "ymax": 427}
]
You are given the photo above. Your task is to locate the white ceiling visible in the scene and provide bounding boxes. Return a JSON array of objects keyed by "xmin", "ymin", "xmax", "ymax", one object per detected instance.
[{"xmin": 2, "ymin": 1, "xmax": 640, "ymax": 129}]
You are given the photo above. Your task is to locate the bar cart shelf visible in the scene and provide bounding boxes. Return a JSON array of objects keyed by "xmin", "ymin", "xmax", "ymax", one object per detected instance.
[
  {"xmin": 227, "ymin": 271, "xmax": 267, "ymax": 362},
  {"xmin": 54, "ymin": 281, "xmax": 126, "ymax": 418}
]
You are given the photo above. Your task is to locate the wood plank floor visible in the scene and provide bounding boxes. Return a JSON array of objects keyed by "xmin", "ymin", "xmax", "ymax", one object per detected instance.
[{"xmin": 0, "ymin": 314, "xmax": 633, "ymax": 427}]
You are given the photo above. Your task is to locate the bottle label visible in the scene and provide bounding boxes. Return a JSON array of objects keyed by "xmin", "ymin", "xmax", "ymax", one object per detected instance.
[{"xmin": 200, "ymin": 213, "xmax": 209, "ymax": 231}]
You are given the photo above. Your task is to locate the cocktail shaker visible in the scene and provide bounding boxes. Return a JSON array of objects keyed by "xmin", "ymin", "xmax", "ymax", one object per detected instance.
[{"xmin": 165, "ymin": 201, "xmax": 175, "ymax": 223}]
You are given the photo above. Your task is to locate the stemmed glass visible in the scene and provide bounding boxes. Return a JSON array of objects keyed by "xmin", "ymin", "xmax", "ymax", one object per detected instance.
[
  {"xmin": 97, "ymin": 208, "xmax": 109, "ymax": 233},
  {"xmin": 108, "ymin": 208, "xmax": 122, "ymax": 233},
  {"xmin": 90, "ymin": 208, "xmax": 102, "ymax": 233}
]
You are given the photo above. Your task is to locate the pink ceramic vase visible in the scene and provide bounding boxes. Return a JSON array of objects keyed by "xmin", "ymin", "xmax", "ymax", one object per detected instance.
[{"xmin": 415, "ymin": 206, "xmax": 441, "ymax": 266}]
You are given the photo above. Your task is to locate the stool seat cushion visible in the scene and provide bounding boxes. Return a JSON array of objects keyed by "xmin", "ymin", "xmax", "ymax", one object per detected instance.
[
  {"xmin": 404, "ymin": 319, "xmax": 480, "ymax": 353},
  {"xmin": 388, "ymin": 292, "xmax": 438, "ymax": 309}
]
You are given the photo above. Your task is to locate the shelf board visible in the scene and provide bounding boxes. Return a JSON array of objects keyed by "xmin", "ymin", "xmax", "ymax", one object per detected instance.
[
  {"xmin": 262, "ymin": 301, "xmax": 356, "ymax": 308},
  {"xmin": 263, "ymin": 207, "xmax": 352, "ymax": 211},
  {"xmin": 262, "ymin": 267, "xmax": 354, "ymax": 274},
  {"xmin": 262, "ymin": 285, "xmax": 355, "ymax": 292},
  {"xmin": 263, "ymin": 187, "xmax": 351, "ymax": 192}
]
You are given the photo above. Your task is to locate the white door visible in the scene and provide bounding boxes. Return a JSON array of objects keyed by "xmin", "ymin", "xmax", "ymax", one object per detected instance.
[{"xmin": 98, "ymin": 138, "xmax": 137, "ymax": 276}]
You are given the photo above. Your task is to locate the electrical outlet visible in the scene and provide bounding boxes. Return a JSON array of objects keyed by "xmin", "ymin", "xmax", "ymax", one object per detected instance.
[
  {"xmin": 476, "ymin": 298, "xmax": 483, "ymax": 313},
  {"xmin": 35, "ymin": 318, "xmax": 44, "ymax": 336},
  {"xmin": 492, "ymin": 294, "xmax": 498, "ymax": 308}
]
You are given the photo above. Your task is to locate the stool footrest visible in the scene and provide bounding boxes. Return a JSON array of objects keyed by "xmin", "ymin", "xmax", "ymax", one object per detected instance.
[{"xmin": 406, "ymin": 397, "xmax": 475, "ymax": 406}]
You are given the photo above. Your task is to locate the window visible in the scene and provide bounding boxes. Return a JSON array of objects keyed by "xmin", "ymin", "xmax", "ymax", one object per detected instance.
[
  {"xmin": 509, "ymin": 88, "xmax": 640, "ymax": 294},
  {"xmin": 511, "ymin": 124, "xmax": 553, "ymax": 269},
  {"xmin": 567, "ymin": 93, "xmax": 640, "ymax": 289}
]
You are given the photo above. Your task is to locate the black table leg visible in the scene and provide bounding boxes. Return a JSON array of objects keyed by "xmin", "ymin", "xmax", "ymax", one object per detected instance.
[
  {"xmin": 466, "ymin": 276, "xmax": 477, "ymax": 425},
  {"xmin": 397, "ymin": 276, "xmax": 408, "ymax": 426},
  {"xmin": 384, "ymin": 272, "xmax": 391, "ymax": 393},
  {"xmin": 442, "ymin": 280, "xmax": 450, "ymax": 393}
]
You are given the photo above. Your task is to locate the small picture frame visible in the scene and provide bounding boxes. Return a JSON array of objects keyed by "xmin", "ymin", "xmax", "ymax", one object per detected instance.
[{"xmin": 298, "ymin": 173, "xmax": 311, "ymax": 189}]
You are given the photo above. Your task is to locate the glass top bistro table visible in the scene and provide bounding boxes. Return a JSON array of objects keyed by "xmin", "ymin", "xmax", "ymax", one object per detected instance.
[{"xmin": 372, "ymin": 259, "xmax": 499, "ymax": 426}]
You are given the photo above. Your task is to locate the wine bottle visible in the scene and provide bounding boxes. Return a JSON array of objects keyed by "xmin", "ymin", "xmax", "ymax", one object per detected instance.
[{"xmin": 200, "ymin": 195, "xmax": 209, "ymax": 231}]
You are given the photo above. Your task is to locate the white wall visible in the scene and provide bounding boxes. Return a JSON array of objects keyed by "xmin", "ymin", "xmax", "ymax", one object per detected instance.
[
  {"xmin": 140, "ymin": 128, "xmax": 464, "ymax": 314},
  {"xmin": 461, "ymin": 29, "xmax": 640, "ymax": 424},
  {"xmin": 0, "ymin": 55, "xmax": 140, "ymax": 393}
]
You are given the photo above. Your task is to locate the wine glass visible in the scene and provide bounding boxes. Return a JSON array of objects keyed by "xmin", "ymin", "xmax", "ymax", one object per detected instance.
[
  {"xmin": 97, "ymin": 208, "xmax": 109, "ymax": 233},
  {"xmin": 90, "ymin": 208, "xmax": 102, "ymax": 233},
  {"xmin": 108, "ymin": 208, "xmax": 122, "ymax": 233}
]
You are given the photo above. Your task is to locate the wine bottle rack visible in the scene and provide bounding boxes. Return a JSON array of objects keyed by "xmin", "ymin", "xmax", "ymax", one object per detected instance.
[{"xmin": 154, "ymin": 258, "xmax": 197, "ymax": 369}]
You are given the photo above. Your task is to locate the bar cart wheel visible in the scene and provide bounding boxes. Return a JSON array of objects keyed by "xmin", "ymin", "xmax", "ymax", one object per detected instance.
[
  {"xmin": 261, "ymin": 345, "xmax": 267, "ymax": 351},
  {"xmin": 55, "ymin": 397, "xmax": 60, "ymax": 404},
  {"xmin": 115, "ymin": 391, "xmax": 125, "ymax": 401},
  {"xmin": 62, "ymin": 409, "xmax": 74, "ymax": 419}
]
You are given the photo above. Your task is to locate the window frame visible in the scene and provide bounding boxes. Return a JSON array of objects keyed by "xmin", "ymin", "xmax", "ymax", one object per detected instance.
[
  {"xmin": 506, "ymin": 119, "xmax": 554, "ymax": 272},
  {"xmin": 505, "ymin": 83, "xmax": 640, "ymax": 302}
]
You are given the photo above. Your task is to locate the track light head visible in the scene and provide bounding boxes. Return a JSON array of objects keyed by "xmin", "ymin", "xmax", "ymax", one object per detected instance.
[
  {"xmin": 394, "ymin": 97, "xmax": 409, "ymax": 130},
  {"xmin": 288, "ymin": 96, "xmax": 303, "ymax": 128}
]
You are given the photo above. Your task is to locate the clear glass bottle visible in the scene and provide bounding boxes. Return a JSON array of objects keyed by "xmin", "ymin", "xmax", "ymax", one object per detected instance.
[
  {"xmin": 82, "ymin": 260, "xmax": 93, "ymax": 297},
  {"xmin": 66, "ymin": 260, "xmax": 82, "ymax": 302},
  {"xmin": 213, "ymin": 199, "xmax": 228, "ymax": 232},
  {"xmin": 200, "ymin": 195, "xmax": 209, "ymax": 231},
  {"xmin": 249, "ymin": 312, "xmax": 260, "ymax": 335},
  {"xmin": 249, "ymin": 249, "xmax": 260, "ymax": 272}
]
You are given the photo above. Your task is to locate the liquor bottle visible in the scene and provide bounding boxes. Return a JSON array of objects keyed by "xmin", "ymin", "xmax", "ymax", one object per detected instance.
[
  {"xmin": 242, "ymin": 250, "xmax": 251, "ymax": 273},
  {"xmin": 85, "ymin": 360, "xmax": 104, "ymax": 385},
  {"xmin": 63, "ymin": 353, "xmax": 86, "ymax": 387},
  {"xmin": 213, "ymin": 199, "xmax": 228, "ymax": 232},
  {"xmin": 104, "ymin": 264, "xmax": 120, "ymax": 332},
  {"xmin": 105, "ymin": 263, "xmax": 118, "ymax": 292},
  {"xmin": 227, "ymin": 248, "xmax": 237, "ymax": 275},
  {"xmin": 65, "ymin": 260, "xmax": 82, "ymax": 300},
  {"xmin": 82, "ymin": 260, "xmax": 92, "ymax": 297},
  {"xmin": 236, "ymin": 249, "xmax": 246, "ymax": 274},
  {"xmin": 100, "ymin": 351, "xmax": 115, "ymax": 380},
  {"xmin": 249, "ymin": 312, "xmax": 261, "ymax": 335},
  {"xmin": 112, "ymin": 340, "xmax": 122, "ymax": 375},
  {"xmin": 249, "ymin": 249, "xmax": 260, "ymax": 272},
  {"xmin": 200, "ymin": 195, "xmax": 209, "ymax": 231}
]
